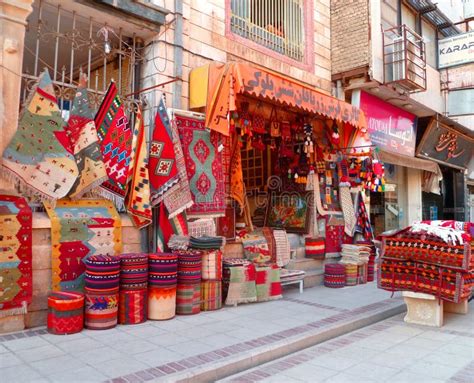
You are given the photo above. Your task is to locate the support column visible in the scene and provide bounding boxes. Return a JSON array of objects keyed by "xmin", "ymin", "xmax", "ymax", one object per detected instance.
[
  {"xmin": 406, "ymin": 167, "xmax": 422, "ymax": 225},
  {"xmin": 0, "ymin": 0, "xmax": 34, "ymax": 191}
]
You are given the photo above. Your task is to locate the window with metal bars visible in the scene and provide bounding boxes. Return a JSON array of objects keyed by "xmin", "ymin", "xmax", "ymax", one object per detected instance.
[{"xmin": 230, "ymin": 0, "xmax": 305, "ymax": 61}]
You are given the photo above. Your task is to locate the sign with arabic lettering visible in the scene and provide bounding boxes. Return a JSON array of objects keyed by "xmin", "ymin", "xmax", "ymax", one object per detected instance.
[
  {"xmin": 355, "ymin": 91, "xmax": 417, "ymax": 156},
  {"xmin": 416, "ymin": 119, "xmax": 474, "ymax": 169},
  {"xmin": 204, "ymin": 63, "xmax": 367, "ymax": 136}
]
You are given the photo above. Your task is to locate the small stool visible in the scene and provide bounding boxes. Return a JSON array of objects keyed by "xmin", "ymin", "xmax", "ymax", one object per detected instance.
[{"xmin": 47, "ymin": 292, "xmax": 84, "ymax": 335}]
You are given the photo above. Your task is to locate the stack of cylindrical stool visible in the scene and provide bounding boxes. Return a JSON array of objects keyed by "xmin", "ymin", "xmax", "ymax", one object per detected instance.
[
  {"xmin": 84, "ymin": 255, "xmax": 120, "ymax": 330},
  {"xmin": 47, "ymin": 291, "xmax": 84, "ymax": 335},
  {"xmin": 200, "ymin": 249, "xmax": 223, "ymax": 311},
  {"xmin": 324, "ymin": 263, "xmax": 346, "ymax": 288},
  {"xmin": 148, "ymin": 253, "xmax": 178, "ymax": 320},
  {"xmin": 175, "ymin": 249, "xmax": 202, "ymax": 315},
  {"xmin": 344, "ymin": 264, "xmax": 358, "ymax": 286},
  {"xmin": 119, "ymin": 253, "xmax": 148, "ymax": 325}
]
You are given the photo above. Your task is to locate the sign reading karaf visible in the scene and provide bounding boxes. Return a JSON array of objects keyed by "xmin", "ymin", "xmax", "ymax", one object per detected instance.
[{"xmin": 417, "ymin": 119, "xmax": 474, "ymax": 169}]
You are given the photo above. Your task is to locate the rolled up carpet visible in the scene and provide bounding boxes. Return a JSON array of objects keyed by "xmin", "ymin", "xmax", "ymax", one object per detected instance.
[
  {"xmin": 148, "ymin": 286, "xmax": 176, "ymax": 320},
  {"xmin": 120, "ymin": 253, "xmax": 148, "ymax": 291},
  {"xmin": 148, "ymin": 253, "xmax": 178, "ymax": 287},
  {"xmin": 200, "ymin": 280, "xmax": 222, "ymax": 311},
  {"xmin": 175, "ymin": 250, "xmax": 202, "ymax": 285},
  {"xmin": 119, "ymin": 289, "xmax": 147, "ymax": 325},
  {"xmin": 176, "ymin": 283, "xmax": 201, "ymax": 315},
  {"xmin": 324, "ymin": 263, "xmax": 346, "ymax": 288},
  {"xmin": 84, "ymin": 289, "xmax": 119, "ymax": 330},
  {"xmin": 85, "ymin": 255, "xmax": 120, "ymax": 294},
  {"xmin": 47, "ymin": 291, "xmax": 84, "ymax": 335}
]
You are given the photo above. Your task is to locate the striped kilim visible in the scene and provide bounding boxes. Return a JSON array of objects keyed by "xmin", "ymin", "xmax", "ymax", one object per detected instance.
[
  {"xmin": 84, "ymin": 289, "xmax": 119, "ymax": 330},
  {"xmin": 148, "ymin": 286, "xmax": 176, "ymax": 320},
  {"xmin": 324, "ymin": 263, "xmax": 346, "ymax": 288},
  {"xmin": 119, "ymin": 289, "xmax": 147, "ymax": 325},
  {"xmin": 84, "ymin": 255, "xmax": 120, "ymax": 294},
  {"xmin": 201, "ymin": 250, "xmax": 223, "ymax": 280},
  {"xmin": 47, "ymin": 291, "xmax": 84, "ymax": 335},
  {"xmin": 176, "ymin": 250, "xmax": 202, "ymax": 284},
  {"xmin": 148, "ymin": 253, "xmax": 178, "ymax": 287},
  {"xmin": 344, "ymin": 264, "xmax": 358, "ymax": 286},
  {"xmin": 120, "ymin": 253, "xmax": 148, "ymax": 291},
  {"xmin": 200, "ymin": 280, "xmax": 222, "ymax": 311},
  {"xmin": 176, "ymin": 283, "xmax": 201, "ymax": 315},
  {"xmin": 255, "ymin": 265, "xmax": 282, "ymax": 302}
]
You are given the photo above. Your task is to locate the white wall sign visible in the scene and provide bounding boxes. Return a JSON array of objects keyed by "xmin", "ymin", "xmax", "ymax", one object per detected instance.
[{"xmin": 438, "ymin": 31, "xmax": 474, "ymax": 69}]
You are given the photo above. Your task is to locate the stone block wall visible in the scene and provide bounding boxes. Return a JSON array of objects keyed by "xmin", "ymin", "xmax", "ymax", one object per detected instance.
[
  {"xmin": 0, "ymin": 214, "xmax": 142, "ymax": 333},
  {"xmin": 330, "ymin": 0, "xmax": 369, "ymax": 75}
]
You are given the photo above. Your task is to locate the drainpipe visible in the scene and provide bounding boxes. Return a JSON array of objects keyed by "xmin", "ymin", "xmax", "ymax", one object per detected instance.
[{"xmin": 173, "ymin": 0, "xmax": 183, "ymax": 108}]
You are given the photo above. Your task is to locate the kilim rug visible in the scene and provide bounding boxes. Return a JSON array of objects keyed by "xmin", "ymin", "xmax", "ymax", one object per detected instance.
[
  {"xmin": 273, "ymin": 229, "xmax": 291, "ymax": 267},
  {"xmin": 66, "ymin": 74, "xmax": 107, "ymax": 199},
  {"xmin": 45, "ymin": 199, "xmax": 122, "ymax": 292},
  {"xmin": 255, "ymin": 265, "xmax": 282, "ymax": 302},
  {"xmin": 126, "ymin": 106, "xmax": 152, "ymax": 228},
  {"xmin": 223, "ymin": 260, "xmax": 257, "ymax": 306},
  {"xmin": 200, "ymin": 280, "xmax": 222, "ymax": 311},
  {"xmin": 241, "ymin": 231, "xmax": 271, "ymax": 265},
  {"xmin": 156, "ymin": 203, "xmax": 188, "ymax": 252},
  {"xmin": 47, "ymin": 291, "xmax": 84, "ymax": 335},
  {"xmin": 0, "ymin": 194, "xmax": 32, "ymax": 317},
  {"xmin": 1, "ymin": 70, "xmax": 78, "ymax": 202},
  {"xmin": 94, "ymin": 81, "xmax": 132, "ymax": 207},
  {"xmin": 354, "ymin": 192, "xmax": 373, "ymax": 241},
  {"xmin": 176, "ymin": 113, "xmax": 226, "ymax": 218},
  {"xmin": 339, "ymin": 185, "xmax": 356, "ymax": 236},
  {"xmin": 325, "ymin": 215, "xmax": 353, "ymax": 258}
]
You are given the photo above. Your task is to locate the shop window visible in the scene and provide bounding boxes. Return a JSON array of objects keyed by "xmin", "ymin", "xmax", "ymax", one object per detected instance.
[
  {"xmin": 241, "ymin": 147, "xmax": 266, "ymax": 191},
  {"xmin": 230, "ymin": 0, "xmax": 305, "ymax": 62}
]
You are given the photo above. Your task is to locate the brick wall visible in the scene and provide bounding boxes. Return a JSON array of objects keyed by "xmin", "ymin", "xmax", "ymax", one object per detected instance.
[
  {"xmin": 330, "ymin": 0, "xmax": 370, "ymax": 75},
  {"xmin": 0, "ymin": 214, "xmax": 142, "ymax": 333}
]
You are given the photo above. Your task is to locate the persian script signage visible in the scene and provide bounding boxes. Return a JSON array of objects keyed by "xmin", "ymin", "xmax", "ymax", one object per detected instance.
[
  {"xmin": 416, "ymin": 119, "xmax": 474, "ymax": 169},
  {"xmin": 438, "ymin": 31, "xmax": 474, "ymax": 69},
  {"xmin": 356, "ymin": 91, "xmax": 417, "ymax": 156}
]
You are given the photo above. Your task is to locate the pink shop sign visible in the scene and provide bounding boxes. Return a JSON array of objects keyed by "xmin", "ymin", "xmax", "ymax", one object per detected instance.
[{"xmin": 355, "ymin": 91, "xmax": 417, "ymax": 156}]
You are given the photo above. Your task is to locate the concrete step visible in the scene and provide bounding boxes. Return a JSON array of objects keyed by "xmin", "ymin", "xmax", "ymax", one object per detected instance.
[
  {"xmin": 303, "ymin": 269, "xmax": 324, "ymax": 288},
  {"xmin": 285, "ymin": 258, "xmax": 324, "ymax": 271}
]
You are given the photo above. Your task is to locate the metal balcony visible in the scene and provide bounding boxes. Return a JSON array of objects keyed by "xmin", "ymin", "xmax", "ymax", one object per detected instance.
[{"xmin": 383, "ymin": 24, "xmax": 427, "ymax": 92}]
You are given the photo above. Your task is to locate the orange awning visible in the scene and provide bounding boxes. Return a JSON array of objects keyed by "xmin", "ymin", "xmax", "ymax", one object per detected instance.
[{"xmin": 193, "ymin": 62, "xmax": 367, "ymax": 136}]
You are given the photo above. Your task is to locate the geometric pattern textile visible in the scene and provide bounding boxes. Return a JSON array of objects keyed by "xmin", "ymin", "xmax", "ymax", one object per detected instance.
[
  {"xmin": 255, "ymin": 265, "xmax": 282, "ymax": 302},
  {"xmin": 94, "ymin": 81, "xmax": 132, "ymax": 207},
  {"xmin": 1, "ymin": 70, "xmax": 79, "ymax": 202},
  {"xmin": 126, "ymin": 106, "xmax": 152, "ymax": 228},
  {"xmin": 176, "ymin": 283, "xmax": 201, "ymax": 315},
  {"xmin": 200, "ymin": 280, "xmax": 222, "ymax": 311},
  {"xmin": 0, "ymin": 194, "xmax": 32, "ymax": 317},
  {"xmin": 66, "ymin": 74, "xmax": 107, "ymax": 199},
  {"xmin": 47, "ymin": 291, "xmax": 84, "ymax": 335},
  {"xmin": 354, "ymin": 192, "xmax": 373, "ymax": 241},
  {"xmin": 84, "ymin": 289, "xmax": 119, "ymax": 330},
  {"xmin": 148, "ymin": 286, "xmax": 176, "ymax": 320},
  {"xmin": 223, "ymin": 260, "xmax": 257, "ymax": 306},
  {"xmin": 118, "ymin": 289, "xmax": 147, "ymax": 325},
  {"xmin": 176, "ymin": 114, "xmax": 226, "ymax": 218},
  {"xmin": 44, "ymin": 199, "xmax": 122, "ymax": 292}
]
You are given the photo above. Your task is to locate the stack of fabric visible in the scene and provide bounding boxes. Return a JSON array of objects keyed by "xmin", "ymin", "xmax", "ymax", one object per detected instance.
[
  {"xmin": 200, "ymin": 249, "xmax": 223, "ymax": 311},
  {"xmin": 168, "ymin": 235, "xmax": 190, "ymax": 250},
  {"xmin": 175, "ymin": 250, "xmax": 202, "ymax": 315},
  {"xmin": 84, "ymin": 255, "xmax": 120, "ymax": 330},
  {"xmin": 378, "ymin": 220, "xmax": 474, "ymax": 303},
  {"xmin": 189, "ymin": 236, "xmax": 225, "ymax": 250},
  {"xmin": 356, "ymin": 241, "xmax": 377, "ymax": 282},
  {"xmin": 324, "ymin": 263, "xmax": 346, "ymax": 288},
  {"xmin": 47, "ymin": 292, "xmax": 84, "ymax": 335},
  {"xmin": 119, "ymin": 253, "xmax": 148, "ymax": 325},
  {"xmin": 148, "ymin": 253, "xmax": 178, "ymax": 320},
  {"xmin": 339, "ymin": 244, "xmax": 370, "ymax": 286}
]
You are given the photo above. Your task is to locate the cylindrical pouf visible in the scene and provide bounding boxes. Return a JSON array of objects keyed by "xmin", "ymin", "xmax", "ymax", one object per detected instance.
[
  {"xmin": 85, "ymin": 289, "xmax": 119, "ymax": 330},
  {"xmin": 175, "ymin": 250, "xmax": 202, "ymax": 285},
  {"xmin": 119, "ymin": 289, "xmax": 147, "ymax": 325},
  {"xmin": 200, "ymin": 280, "xmax": 222, "ymax": 311},
  {"xmin": 176, "ymin": 283, "xmax": 201, "ymax": 315},
  {"xmin": 305, "ymin": 237, "xmax": 325, "ymax": 259},
  {"xmin": 344, "ymin": 264, "xmax": 358, "ymax": 286},
  {"xmin": 324, "ymin": 264, "xmax": 346, "ymax": 288},
  {"xmin": 85, "ymin": 255, "xmax": 120, "ymax": 294},
  {"xmin": 357, "ymin": 263, "xmax": 368, "ymax": 284},
  {"xmin": 148, "ymin": 286, "xmax": 176, "ymax": 320},
  {"xmin": 120, "ymin": 253, "xmax": 148, "ymax": 290},
  {"xmin": 47, "ymin": 292, "xmax": 84, "ymax": 335},
  {"xmin": 201, "ymin": 250, "xmax": 223, "ymax": 280},
  {"xmin": 148, "ymin": 253, "xmax": 178, "ymax": 287}
]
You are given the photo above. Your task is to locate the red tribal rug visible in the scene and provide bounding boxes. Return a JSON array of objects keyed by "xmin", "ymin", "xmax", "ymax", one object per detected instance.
[
  {"xmin": 45, "ymin": 199, "xmax": 122, "ymax": 292},
  {"xmin": 1, "ymin": 70, "xmax": 78, "ymax": 202},
  {"xmin": 0, "ymin": 194, "xmax": 32, "ymax": 317},
  {"xmin": 176, "ymin": 114, "xmax": 226, "ymax": 218},
  {"xmin": 94, "ymin": 81, "xmax": 132, "ymax": 207},
  {"xmin": 66, "ymin": 74, "xmax": 107, "ymax": 199},
  {"xmin": 126, "ymin": 106, "xmax": 152, "ymax": 228},
  {"xmin": 156, "ymin": 203, "xmax": 188, "ymax": 252}
]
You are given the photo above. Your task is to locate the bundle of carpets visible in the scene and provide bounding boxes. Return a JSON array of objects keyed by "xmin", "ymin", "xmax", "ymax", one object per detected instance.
[
  {"xmin": 84, "ymin": 255, "xmax": 120, "ymax": 330},
  {"xmin": 355, "ymin": 241, "xmax": 377, "ymax": 282},
  {"xmin": 378, "ymin": 220, "xmax": 474, "ymax": 303},
  {"xmin": 200, "ymin": 250, "xmax": 223, "ymax": 311},
  {"xmin": 339, "ymin": 244, "xmax": 371, "ymax": 286},
  {"xmin": 168, "ymin": 235, "xmax": 190, "ymax": 250},
  {"xmin": 119, "ymin": 254, "xmax": 148, "ymax": 325},
  {"xmin": 148, "ymin": 253, "xmax": 178, "ymax": 320},
  {"xmin": 175, "ymin": 250, "xmax": 202, "ymax": 315}
]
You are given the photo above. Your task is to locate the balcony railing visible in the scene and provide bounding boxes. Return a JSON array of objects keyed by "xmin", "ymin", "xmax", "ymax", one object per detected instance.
[{"xmin": 383, "ymin": 24, "xmax": 427, "ymax": 92}]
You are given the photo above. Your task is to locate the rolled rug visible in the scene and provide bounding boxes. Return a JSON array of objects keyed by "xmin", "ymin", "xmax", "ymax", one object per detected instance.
[
  {"xmin": 148, "ymin": 286, "xmax": 176, "ymax": 320},
  {"xmin": 148, "ymin": 253, "xmax": 178, "ymax": 287},
  {"xmin": 305, "ymin": 237, "xmax": 325, "ymax": 260},
  {"xmin": 175, "ymin": 250, "xmax": 202, "ymax": 285},
  {"xmin": 85, "ymin": 255, "xmax": 120, "ymax": 293},
  {"xmin": 120, "ymin": 253, "xmax": 148, "ymax": 290},
  {"xmin": 324, "ymin": 263, "xmax": 346, "ymax": 288},
  {"xmin": 119, "ymin": 289, "xmax": 147, "ymax": 325},
  {"xmin": 84, "ymin": 288, "xmax": 119, "ymax": 330},
  {"xmin": 47, "ymin": 291, "xmax": 84, "ymax": 335},
  {"xmin": 176, "ymin": 283, "xmax": 201, "ymax": 315},
  {"xmin": 200, "ymin": 280, "xmax": 222, "ymax": 311},
  {"xmin": 201, "ymin": 250, "xmax": 223, "ymax": 281}
]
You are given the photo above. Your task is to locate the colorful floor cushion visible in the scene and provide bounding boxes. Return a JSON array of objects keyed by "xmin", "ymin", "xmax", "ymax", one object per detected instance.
[
  {"xmin": 175, "ymin": 250, "xmax": 202, "ymax": 284},
  {"xmin": 84, "ymin": 255, "xmax": 121, "ymax": 294},
  {"xmin": 84, "ymin": 289, "xmax": 119, "ymax": 330},
  {"xmin": 200, "ymin": 280, "xmax": 222, "ymax": 311},
  {"xmin": 324, "ymin": 263, "xmax": 346, "ymax": 288},
  {"xmin": 148, "ymin": 253, "xmax": 178, "ymax": 287},
  {"xmin": 120, "ymin": 253, "xmax": 148, "ymax": 290},
  {"xmin": 47, "ymin": 291, "xmax": 84, "ymax": 335},
  {"xmin": 148, "ymin": 286, "xmax": 176, "ymax": 320},
  {"xmin": 176, "ymin": 283, "xmax": 201, "ymax": 315},
  {"xmin": 305, "ymin": 237, "xmax": 325, "ymax": 259},
  {"xmin": 0, "ymin": 194, "xmax": 32, "ymax": 317},
  {"xmin": 119, "ymin": 289, "xmax": 147, "ymax": 325}
]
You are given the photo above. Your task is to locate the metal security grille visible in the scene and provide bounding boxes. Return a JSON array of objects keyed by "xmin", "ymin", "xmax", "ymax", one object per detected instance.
[
  {"xmin": 22, "ymin": 0, "xmax": 145, "ymax": 113},
  {"xmin": 230, "ymin": 0, "xmax": 305, "ymax": 61}
]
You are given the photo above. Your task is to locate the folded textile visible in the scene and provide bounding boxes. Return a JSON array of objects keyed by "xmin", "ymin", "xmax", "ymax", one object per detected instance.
[
  {"xmin": 168, "ymin": 235, "xmax": 190, "ymax": 250},
  {"xmin": 189, "ymin": 235, "xmax": 225, "ymax": 249}
]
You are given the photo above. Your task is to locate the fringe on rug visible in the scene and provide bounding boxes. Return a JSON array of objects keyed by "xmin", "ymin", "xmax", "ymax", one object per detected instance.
[
  {"xmin": 69, "ymin": 175, "xmax": 108, "ymax": 200},
  {"xmin": 0, "ymin": 302, "xmax": 27, "ymax": 318},
  {"xmin": 410, "ymin": 222, "xmax": 466, "ymax": 245},
  {"xmin": 89, "ymin": 187, "xmax": 125, "ymax": 210},
  {"xmin": 167, "ymin": 200, "xmax": 194, "ymax": 220}
]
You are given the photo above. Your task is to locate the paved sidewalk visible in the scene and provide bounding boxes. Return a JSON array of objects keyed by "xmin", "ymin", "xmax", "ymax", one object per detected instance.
[
  {"xmin": 221, "ymin": 302, "xmax": 474, "ymax": 383},
  {"xmin": 0, "ymin": 283, "xmax": 404, "ymax": 383}
]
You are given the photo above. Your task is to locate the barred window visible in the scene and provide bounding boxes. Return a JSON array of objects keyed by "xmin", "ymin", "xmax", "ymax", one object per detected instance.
[{"xmin": 230, "ymin": 0, "xmax": 305, "ymax": 62}]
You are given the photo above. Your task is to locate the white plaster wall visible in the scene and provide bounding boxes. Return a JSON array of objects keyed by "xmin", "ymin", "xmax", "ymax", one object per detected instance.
[{"xmin": 411, "ymin": 65, "xmax": 445, "ymax": 114}]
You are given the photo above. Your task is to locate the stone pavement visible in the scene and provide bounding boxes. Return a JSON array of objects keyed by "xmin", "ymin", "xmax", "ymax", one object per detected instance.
[
  {"xmin": 0, "ymin": 283, "xmax": 404, "ymax": 383},
  {"xmin": 221, "ymin": 302, "xmax": 474, "ymax": 383}
]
